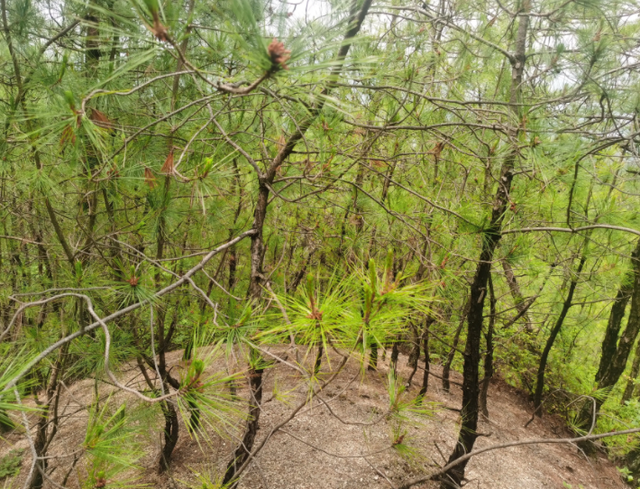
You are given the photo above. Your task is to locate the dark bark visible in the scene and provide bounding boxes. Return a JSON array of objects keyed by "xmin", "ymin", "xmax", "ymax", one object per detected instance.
[
  {"xmin": 287, "ymin": 248, "xmax": 316, "ymax": 295},
  {"xmin": 102, "ymin": 189, "xmax": 124, "ymax": 281},
  {"xmin": 247, "ymin": 183, "xmax": 271, "ymax": 300},
  {"xmin": 406, "ymin": 323, "xmax": 421, "ymax": 388},
  {"xmin": 30, "ymin": 342, "xmax": 67, "ymax": 489},
  {"xmin": 597, "ymin": 239, "xmax": 640, "ymax": 391},
  {"xmin": 621, "ymin": 338, "xmax": 640, "ymax": 404},
  {"xmin": 441, "ymin": 240, "xmax": 498, "ymax": 487},
  {"xmin": 228, "ymin": 159, "xmax": 243, "ymax": 294},
  {"xmin": 418, "ymin": 323, "xmax": 431, "ymax": 399},
  {"xmin": 390, "ymin": 341, "xmax": 400, "ymax": 378},
  {"xmin": 223, "ymin": 364, "xmax": 265, "ymax": 486},
  {"xmin": 2, "ymin": 0, "xmax": 76, "ymax": 268},
  {"xmin": 442, "ymin": 299, "xmax": 469, "ymax": 392},
  {"xmin": 595, "ymin": 279, "xmax": 633, "ymax": 384},
  {"xmin": 441, "ymin": 5, "xmax": 529, "ymax": 485},
  {"xmin": 576, "ymin": 241, "xmax": 640, "ymax": 428},
  {"xmin": 502, "ymin": 260, "xmax": 533, "ymax": 332},
  {"xmin": 158, "ymin": 399, "xmax": 179, "ymax": 473},
  {"xmin": 248, "ymin": 0, "xmax": 373, "ymax": 299},
  {"xmin": 480, "ymin": 274, "xmax": 496, "ymax": 418},
  {"xmin": 575, "ymin": 244, "xmax": 637, "ymax": 429},
  {"xmin": 228, "ymin": 2, "xmax": 373, "ymax": 482},
  {"xmin": 84, "ymin": 14, "xmax": 101, "ymax": 70},
  {"xmin": 533, "ymin": 254, "xmax": 586, "ymax": 414},
  {"xmin": 152, "ymin": 2, "xmax": 196, "ymax": 467}
]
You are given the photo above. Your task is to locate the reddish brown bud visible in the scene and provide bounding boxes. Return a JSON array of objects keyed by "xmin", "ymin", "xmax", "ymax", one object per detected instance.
[
  {"xmin": 144, "ymin": 167, "xmax": 156, "ymax": 189},
  {"xmin": 60, "ymin": 124, "xmax": 76, "ymax": 148},
  {"xmin": 90, "ymin": 109, "xmax": 115, "ymax": 132},
  {"xmin": 267, "ymin": 38, "xmax": 291, "ymax": 71},
  {"xmin": 161, "ymin": 151, "xmax": 174, "ymax": 174},
  {"xmin": 150, "ymin": 12, "xmax": 169, "ymax": 42}
]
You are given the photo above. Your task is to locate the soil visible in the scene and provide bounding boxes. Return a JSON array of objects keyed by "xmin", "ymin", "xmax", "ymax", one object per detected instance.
[{"xmin": 0, "ymin": 346, "xmax": 627, "ymax": 489}]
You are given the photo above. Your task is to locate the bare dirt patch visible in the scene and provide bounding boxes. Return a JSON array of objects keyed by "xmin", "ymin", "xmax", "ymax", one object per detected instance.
[{"xmin": 0, "ymin": 347, "xmax": 626, "ymax": 489}]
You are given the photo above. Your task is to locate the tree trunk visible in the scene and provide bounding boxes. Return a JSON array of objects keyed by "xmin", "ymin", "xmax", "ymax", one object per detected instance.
[
  {"xmin": 228, "ymin": 158, "xmax": 243, "ymax": 295},
  {"xmin": 440, "ymin": 5, "xmax": 529, "ymax": 486},
  {"xmin": 533, "ymin": 253, "xmax": 586, "ymax": 414},
  {"xmin": 597, "ymin": 239, "xmax": 640, "ymax": 390},
  {"xmin": 574, "ymin": 243, "xmax": 638, "ymax": 429},
  {"xmin": 390, "ymin": 341, "xmax": 400, "ymax": 378},
  {"xmin": 228, "ymin": 3, "xmax": 374, "ymax": 484},
  {"xmin": 621, "ymin": 337, "xmax": 640, "ymax": 404},
  {"xmin": 223, "ymin": 363, "xmax": 265, "ymax": 486},
  {"xmin": 595, "ymin": 278, "xmax": 633, "ymax": 385},
  {"xmin": 442, "ymin": 299, "xmax": 469, "ymax": 392},
  {"xmin": 368, "ymin": 342, "xmax": 379, "ymax": 371},
  {"xmin": 575, "ymin": 239, "xmax": 640, "ymax": 430},
  {"xmin": 418, "ymin": 324, "xmax": 431, "ymax": 399},
  {"xmin": 406, "ymin": 323, "xmax": 421, "ymax": 388},
  {"xmin": 30, "ymin": 342, "xmax": 67, "ymax": 489},
  {"xmin": 158, "ymin": 398, "xmax": 179, "ymax": 472},
  {"xmin": 502, "ymin": 259, "xmax": 532, "ymax": 332},
  {"xmin": 480, "ymin": 273, "xmax": 496, "ymax": 418}
]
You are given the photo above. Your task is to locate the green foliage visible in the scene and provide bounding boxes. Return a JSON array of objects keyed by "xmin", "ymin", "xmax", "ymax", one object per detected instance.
[
  {"xmin": 0, "ymin": 449, "xmax": 23, "ymax": 480},
  {"xmin": 386, "ymin": 371, "xmax": 434, "ymax": 465},
  {"xmin": 617, "ymin": 466, "xmax": 634, "ymax": 484},
  {"xmin": 0, "ymin": 351, "xmax": 38, "ymax": 421},
  {"xmin": 2, "ymin": 0, "xmax": 640, "ymax": 483},
  {"xmin": 82, "ymin": 399, "xmax": 143, "ymax": 488},
  {"xmin": 175, "ymin": 334, "xmax": 245, "ymax": 443}
]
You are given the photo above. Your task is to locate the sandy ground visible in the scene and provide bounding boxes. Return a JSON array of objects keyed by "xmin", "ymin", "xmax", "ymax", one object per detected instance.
[{"xmin": 0, "ymin": 346, "xmax": 627, "ymax": 489}]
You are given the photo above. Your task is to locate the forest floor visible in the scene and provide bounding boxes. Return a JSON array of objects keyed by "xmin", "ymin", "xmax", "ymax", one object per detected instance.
[{"xmin": 0, "ymin": 346, "xmax": 628, "ymax": 489}]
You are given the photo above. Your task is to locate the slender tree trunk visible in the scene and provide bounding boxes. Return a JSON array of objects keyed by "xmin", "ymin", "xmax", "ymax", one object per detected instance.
[
  {"xmin": 502, "ymin": 259, "xmax": 532, "ymax": 332},
  {"xmin": 154, "ymin": 1, "xmax": 196, "ymax": 470},
  {"xmin": 77, "ymin": 10, "xmax": 101, "ymax": 265},
  {"xmin": 30, "ymin": 342, "xmax": 67, "ymax": 489},
  {"xmin": 418, "ymin": 323, "xmax": 431, "ymax": 399},
  {"xmin": 227, "ymin": 3, "xmax": 373, "ymax": 484},
  {"xmin": 1, "ymin": 0, "xmax": 76, "ymax": 268},
  {"xmin": 390, "ymin": 341, "xmax": 400, "ymax": 377},
  {"xmin": 621, "ymin": 338, "xmax": 640, "ymax": 404},
  {"xmin": 441, "ymin": 5, "xmax": 529, "ymax": 486},
  {"xmin": 593, "ymin": 241, "xmax": 640, "ymax": 405},
  {"xmin": 406, "ymin": 323, "xmax": 421, "ymax": 387},
  {"xmin": 596, "ymin": 278, "xmax": 633, "ymax": 384},
  {"xmin": 287, "ymin": 248, "xmax": 316, "ymax": 295},
  {"xmin": 598, "ymin": 261, "xmax": 640, "ymax": 391},
  {"xmin": 158, "ymin": 397, "xmax": 179, "ymax": 472},
  {"xmin": 314, "ymin": 344, "xmax": 324, "ymax": 375},
  {"xmin": 228, "ymin": 159, "xmax": 243, "ymax": 295},
  {"xmin": 480, "ymin": 274, "xmax": 496, "ymax": 418},
  {"xmin": 575, "ymin": 244, "xmax": 638, "ymax": 430},
  {"xmin": 533, "ymin": 253, "xmax": 586, "ymax": 414},
  {"xmin": 442, "ymin": 299, "xmax": 469, "ymax": 392},
  {"xmin": 223, "ymin": 363, "xmax": 264, "ymax": 486}
]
